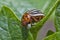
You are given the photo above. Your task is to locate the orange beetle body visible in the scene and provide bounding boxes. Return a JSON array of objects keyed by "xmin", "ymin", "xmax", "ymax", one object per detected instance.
[
  {"xmin": 21, "ymin": 9, "xmax": 44, "ymax": 27},
  {"xmin": 21, "ymin": 13, "xmax": 32, "ymax": 26}
]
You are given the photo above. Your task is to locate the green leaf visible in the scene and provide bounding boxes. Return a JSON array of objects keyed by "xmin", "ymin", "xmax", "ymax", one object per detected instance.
[
  {"xmin": 55, "ymin": 0, "xmax": 60, "ymax": 31},
  {"xmin": 44, "ymin": 1, "xmax": 60, "ymax": 40},
  {"xmin": 0, "ymin": 6, "xmax": 22, "ymax": 40},
  {"xmin": 44, "ymin": 31, "xmax": 60, "ymax": 40},
  {"xmin": 30, "ymin": 0, "xmax": 59, "ymax": 40},
  {"xmin": 46, "ymin": 30, "xmax": 54, "ymax": 36},
  {"xmin": 28, "ymin": 31, "xmax": 34, "ymax": 40}
]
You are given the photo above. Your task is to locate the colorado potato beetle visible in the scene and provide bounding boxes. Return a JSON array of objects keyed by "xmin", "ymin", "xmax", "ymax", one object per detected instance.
[{"xmin": 21, "ymin": 9, "xmax": 44, "ymax": 28}]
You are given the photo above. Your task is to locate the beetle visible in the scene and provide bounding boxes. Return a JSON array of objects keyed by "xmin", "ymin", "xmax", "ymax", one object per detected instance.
[{"xmin": 21, "ymin": 9, "xmax": 44, "ymax": 28}]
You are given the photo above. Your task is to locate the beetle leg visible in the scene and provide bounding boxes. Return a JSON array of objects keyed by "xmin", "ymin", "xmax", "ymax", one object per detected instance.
[{"xmin": 32, "ymin": 17, "xmax": 38, "ymax": 22}]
